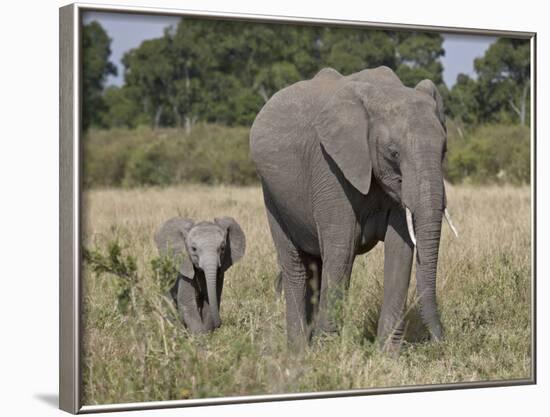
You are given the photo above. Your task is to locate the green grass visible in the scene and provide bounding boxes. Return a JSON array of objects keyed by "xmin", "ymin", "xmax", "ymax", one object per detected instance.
[{"xmin": 81, "ymin": 184, "xmax": 532, "ymax": 405}]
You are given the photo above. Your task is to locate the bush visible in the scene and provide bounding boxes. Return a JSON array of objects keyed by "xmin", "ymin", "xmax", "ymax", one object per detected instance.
[
  {"xmin": 124, "ymin": 141, "xmax": 178, "ymax": 187},
  {"xmin": 445, "ymin": 123, "xmax": 530, "ymax": 185},
  {"xmin": 82, "ymin": 128, "xmax": 146, "ymax": 187},
  {"xmin": 83, "ymin": 124, "xmax": 258, "ymax": 188}
]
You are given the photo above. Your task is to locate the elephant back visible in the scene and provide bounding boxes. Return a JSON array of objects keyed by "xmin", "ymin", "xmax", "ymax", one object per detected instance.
[{"xmin": 250, "ymin": 71, "xmax": 342, "ymax": 166}]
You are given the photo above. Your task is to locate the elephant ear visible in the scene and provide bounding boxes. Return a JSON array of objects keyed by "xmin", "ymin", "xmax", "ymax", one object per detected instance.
[
  {"xmin": 415, "ymin": 79, "xmax": 446, "ymax": 132},
  {"xmin": 154, "ymin": 217, "xmax": 195, "ymax": 278},
  {"xmin": 313, "ymin": 82, "xmax": 373, "ymax": 195},
  {"xmin": 214, "ymin": 217, "xmax": 246, "ymax": 272}
]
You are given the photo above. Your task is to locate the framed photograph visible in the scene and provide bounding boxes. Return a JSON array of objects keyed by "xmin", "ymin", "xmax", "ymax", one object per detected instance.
[{"xmin": 59, "ymin": 2, "xmax": 536, "ymax": 413}]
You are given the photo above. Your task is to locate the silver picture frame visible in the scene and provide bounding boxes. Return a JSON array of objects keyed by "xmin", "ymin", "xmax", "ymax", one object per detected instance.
[{"xmin": 59, "ymin": 2, "xmax": 537, "ymax": 414}]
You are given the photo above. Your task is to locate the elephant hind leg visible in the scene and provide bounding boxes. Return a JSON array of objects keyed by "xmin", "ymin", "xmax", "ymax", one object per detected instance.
[
  {"xmin": 269, "ymin": 242, "xmax": 321, "ymax": 334},
  {"xmin": 281, "ymin": 250, "xmax": 311, "ymax": 350},
  {"xmin": 316, "ymin": 253, "xmax": 354, "ymax": 336},
  {"xmin": 304, "ymin": 256, "xmax": 322, "ymax": 328}
]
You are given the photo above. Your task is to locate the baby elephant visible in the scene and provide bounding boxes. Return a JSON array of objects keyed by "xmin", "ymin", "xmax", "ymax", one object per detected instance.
[{"xmin": 155, "ymin": 217, "xmax": 246, "ymax": 334}]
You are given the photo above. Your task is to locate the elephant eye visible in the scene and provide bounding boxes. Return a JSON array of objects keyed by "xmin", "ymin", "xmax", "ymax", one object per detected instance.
[
  {"xmin": 190, "ymin": 246, "xmax": 197, "ymax": 252},
  {"xmin": 391, "ymin": 150, "xmax": 399, "ymax": 159}
]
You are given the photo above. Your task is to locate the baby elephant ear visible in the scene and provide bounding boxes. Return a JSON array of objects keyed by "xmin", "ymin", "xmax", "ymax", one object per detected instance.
[
  {"xmin": 154, "ymin": 217, "xmax": 195, "ymax": 278},
  {"xmin": 415, "ymin": 79, "xmax": 446, "ymax": 132},
  {"xmin": 214, "ymin": 217, "xmax": 246, "ymax": 271}
]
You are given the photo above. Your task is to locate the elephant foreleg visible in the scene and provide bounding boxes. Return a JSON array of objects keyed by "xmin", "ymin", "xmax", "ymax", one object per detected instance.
[
  {"xmin": 176, "ymin": 276, "xmax": 207, "ymax": 334},
  {"xmin": 377, "ymin": 207, "xmax": 414, "ymax": 352}
]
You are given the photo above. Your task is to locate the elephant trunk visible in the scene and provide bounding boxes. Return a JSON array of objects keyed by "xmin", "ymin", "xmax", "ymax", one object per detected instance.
[
  {"xmin": 414, "ymin": 208, "xmax": 444, "ymax": 341},
  {"xmin": 202, "ymin": 259, "xmax": 221, "ymax": 329},
  {"xmin": 411, "ymin": 156, "xmax": 445, "ymax": 341}
]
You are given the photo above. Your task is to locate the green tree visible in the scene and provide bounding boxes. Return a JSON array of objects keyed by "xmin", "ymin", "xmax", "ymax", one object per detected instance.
[
  {"xmin": 248, "ymin": 24, "xmax": 321, "ymax": 102},
  {"xmin": 165, "ymin": 19, "xmax": 213, "ymax": 131},
  {"xmin": 101, "ymin": 86, "xmax": 146, "ymax": 128},
  {"xmin": 446, "ymin": 73, "xmax": 480, "ymax": 128},
  {"xmin": 122, "ymin": 36, "xmax": 175, "ymax": 129},
  {"xmin": 82, "ymin": 21, "xmax": 117, "ymax": 130},
  {"xmin": 319, "ymin": 28, "xmax": 396, "ymax": 75},
  {"xmin": 393, "ymin": 32, "xmax": 445, "ymax": 87},
  {"xmin": 318, "ymin": 29, "xmax": 444, "ymax": 87},
  {"xmin": 474, "ymin": 38, "xmax": 530, "ymax": 125},
  {"xmin": 131, "ymin": 19, "xmax": 323, "ymax": 128},
  {"xmin": 111, "ymin": 21, "xmax": 448, "ymax": 129}
]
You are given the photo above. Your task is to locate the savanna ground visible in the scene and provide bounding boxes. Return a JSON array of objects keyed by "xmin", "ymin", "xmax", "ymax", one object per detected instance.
[{"xmin": 81, "ymin": 184, "xmax": 532, "ymax": 405}]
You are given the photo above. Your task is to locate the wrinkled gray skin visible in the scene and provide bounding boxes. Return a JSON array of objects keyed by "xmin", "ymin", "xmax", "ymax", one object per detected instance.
[
  {"xmin": 250, "ymin": 66, "xmax": 448, "ymax": 352},
  {"xmin": 155, "ymin": 217, "xmax": 246, "ymax": 334}
]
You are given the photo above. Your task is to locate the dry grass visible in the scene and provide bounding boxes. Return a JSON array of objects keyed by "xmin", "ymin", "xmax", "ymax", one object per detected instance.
[{"xmin": 81, "ymin": 184, "xmax": 532, "ymax": 405}]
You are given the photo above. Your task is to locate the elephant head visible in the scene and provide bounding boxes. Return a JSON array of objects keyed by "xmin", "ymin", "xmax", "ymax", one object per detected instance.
[
  {"xmin": 313, "ymin": 71, "xmax": 454, "ymax": 340},
  {"xmin": 154, "ymin": 216, "xmax": 246, "ymax": 328}
]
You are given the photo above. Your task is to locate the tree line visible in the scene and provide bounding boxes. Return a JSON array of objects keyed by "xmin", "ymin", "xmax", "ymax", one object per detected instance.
[
  {"xmin": 82, "ymin": 18, "xmax": 531, "ymax": 186},
  {"xmin": 83, "ymin": 18, "xmax": 529, "ymax": 131}
]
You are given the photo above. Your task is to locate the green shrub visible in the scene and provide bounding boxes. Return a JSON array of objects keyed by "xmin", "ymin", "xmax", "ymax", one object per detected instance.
[
  {"xmin": 83, "ymin": 124, "xmax": 258, "ymax": 188},
  {"xmin": 83, "ymin": 240, "xmax": 139, "ymax": 315},
  {"xmin": 123, "ymin": 141, "xmax": 178, "ymax": 187},
  {"xmin": 83, "ymin": 239, "xmax": 177, "ymax": 316},
  {"xmin": 445, "ymin": 123, "xmax": 530, "ymax": 185}
]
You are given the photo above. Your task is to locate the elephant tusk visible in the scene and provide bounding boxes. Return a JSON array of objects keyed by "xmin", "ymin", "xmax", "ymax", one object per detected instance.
[
  {"xmin": 405, "ymin": 207, "xmax": 417, "ymax": 246},
  {"xmin": 444, "ymin": 208, "xmax": 459, "ymax": 238}
]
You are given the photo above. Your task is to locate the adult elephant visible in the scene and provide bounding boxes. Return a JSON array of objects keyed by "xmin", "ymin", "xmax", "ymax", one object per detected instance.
[{"xmin": 249, "ymin": 66, "xmax": 457, "ymax": 352}]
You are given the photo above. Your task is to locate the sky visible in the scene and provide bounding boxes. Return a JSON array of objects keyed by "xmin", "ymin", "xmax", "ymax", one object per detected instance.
[{"xmin": 83, "ymin": 11, "xmax": 496, "ymax": 88}]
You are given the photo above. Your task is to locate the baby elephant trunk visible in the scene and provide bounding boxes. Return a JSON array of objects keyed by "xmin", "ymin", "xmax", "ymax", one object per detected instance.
[{"xmin": 202, "ymin": 260, "xmax": 221, "ymax": 329}]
